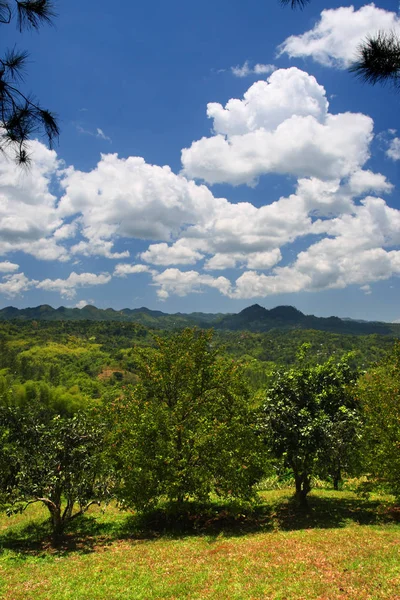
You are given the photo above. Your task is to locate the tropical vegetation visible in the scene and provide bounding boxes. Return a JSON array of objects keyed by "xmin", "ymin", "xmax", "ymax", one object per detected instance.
[{"xmin": 0, "ymin": 312, "xmax": 398, "ymax": 597}]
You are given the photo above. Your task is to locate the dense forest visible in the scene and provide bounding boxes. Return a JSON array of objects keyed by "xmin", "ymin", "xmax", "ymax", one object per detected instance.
[{"xmin": 0, "ymin": 313, "xmax": 397, "ymax": 401}]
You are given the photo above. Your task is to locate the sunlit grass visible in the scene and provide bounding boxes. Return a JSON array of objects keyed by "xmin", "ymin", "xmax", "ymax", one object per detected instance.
[{"xmin": 0, "ymin": 488, "xmax": 399, "ymax": 599}]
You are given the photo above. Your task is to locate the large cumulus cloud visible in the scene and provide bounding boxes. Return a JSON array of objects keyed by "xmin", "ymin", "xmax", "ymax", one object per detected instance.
[{"xmin": 181, "ymin": 68, "xmax": 373, "ymax": 186}]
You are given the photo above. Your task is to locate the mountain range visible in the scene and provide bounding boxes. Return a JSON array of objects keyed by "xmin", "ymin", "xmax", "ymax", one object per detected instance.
[{"xmin": 0, "ymin": 303, "xmax": 398, "ymax": 336}]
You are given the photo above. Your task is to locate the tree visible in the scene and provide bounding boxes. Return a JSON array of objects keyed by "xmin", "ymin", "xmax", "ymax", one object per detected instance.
[
  {"xmin": 0, "ymin": 407, "xmax": 112, "ymax": 537},
  {"xmin": 109, "ymin": 328, "xmax": 264, "ymax": 510},
  {"xmin": 280, "ymin": 0, "xmax": 400, "ymax": 88},
  {"xmin": 313, "ymin": 358, "xmax": 363, "ymax": 490},
  {"xmin": 357, "ymin": 343, "xmax": 400, "ymax": 500},
  {"xmin": 259, "ymin": 351, "xmax": 360, "ymax": 507},
  {"xmin": 0, "ymin": 1, "xmax": 59, "ymax": 164}
]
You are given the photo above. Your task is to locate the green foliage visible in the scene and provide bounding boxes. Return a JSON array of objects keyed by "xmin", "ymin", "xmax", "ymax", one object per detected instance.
[
  {"xmin": 0, "ymin": 377, "xmax": 100, "ymax": 417},
  {"xmin": 357, "ymin": 343, "xmax": 400, "ymax": 499},
  {"xmin": 259, "ymin": 352, "xmax": 361, "ymax": 505},
  {"xmin": 0, "ymin": 316, "xmax": 396, "ymax": 520},
  {"xmin": 0, "ymin": 406, "xmax": 112, "ymax": 535},
  {"xmin": 16, "ymin": 341, "xmax": 107, "ymax": 385},
  {"xmin": 220, "ymin": 328, "xmax": 394, "ymax": 372},
  {"xmin": 109, "ymin": 328, "xmax": 265, "ymax": 509}
]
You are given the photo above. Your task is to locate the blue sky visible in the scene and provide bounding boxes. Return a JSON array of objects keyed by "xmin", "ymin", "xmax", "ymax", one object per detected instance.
[{"xmin": 0, "ymin": 0, "xmax": 399, "ymax": 320}]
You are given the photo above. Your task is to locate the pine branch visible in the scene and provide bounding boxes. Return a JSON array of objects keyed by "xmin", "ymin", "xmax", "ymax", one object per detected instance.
[
  {"xmin": 279, "ymin": 0, "xmax": 310, "ymax": 9},
  {"xmin": 0, "ymin": 1, "xmax": 59, "ymax": 163},
  {"xmin": 0, "ymin": 1, "xmax": 11, "ymax": 24},
  {"xmin": 1, "ymin": 48, "xmax": 29, "ymax": 81},
  {"xmin": 38, "ymin": 107, "xmax": 59, "ymax": 146},
  {"xmin": 15, "ymin": 0, "xmax": 55, "ymax": 32},
  {"xmin": 350, "ymin": 31, "xmax": 400, "ymax": 88}
]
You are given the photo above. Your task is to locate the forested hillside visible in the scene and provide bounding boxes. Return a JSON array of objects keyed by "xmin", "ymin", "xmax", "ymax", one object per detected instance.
[
  {"xmin": 1, "ymin": 304, "xmax": 399, "ymax": 336},
  {"xmin": 0, "ymin": 318, "xmax": 396, "ymax": 402}
]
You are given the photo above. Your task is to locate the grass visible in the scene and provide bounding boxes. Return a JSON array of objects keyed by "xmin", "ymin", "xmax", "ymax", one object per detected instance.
[{"xmin": 0, "ymin": 488, "xmax": 399, "ymax": 599}]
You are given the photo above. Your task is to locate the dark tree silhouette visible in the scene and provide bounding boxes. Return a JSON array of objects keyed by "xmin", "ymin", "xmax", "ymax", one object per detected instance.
[
  {"xmin": 350, "ymin": 31, "xmax": 400, "ymax": 88},
  {"xmin": 280, "ymin": 0, "xmax": 310, "ymax": 8},
  {"xmin": 0, "ymin": 1, "xmax": 59, "ymax": 164},
  {"xmin": 280, "ymin": 0, "xmax": 400, "ymax": 89}
]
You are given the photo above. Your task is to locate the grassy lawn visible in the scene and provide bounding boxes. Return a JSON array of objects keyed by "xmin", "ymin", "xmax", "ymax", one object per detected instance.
[{"xmin": 0, "ymin": 489, "xmax": 399, "ymax": 599}]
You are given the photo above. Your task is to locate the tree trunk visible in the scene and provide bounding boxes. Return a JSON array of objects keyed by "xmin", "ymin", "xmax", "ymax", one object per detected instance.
[
  {"xmin": 49, "ymin": 506, "xmax": 64, "ymax": 543},
  {"xmin": 294, "ymin": 472, "xmax": 311, "ymax": 510},
  {"xmin": 44, "ymin": 493, "xmax": 65, "ymax": 543},
  {"xmin": 333, "ymin": 464, "xmax": 341, "ymax": 491},
  {"xmin": 294, "ymin": 473, "xmax": 302, "ymax": 495}
]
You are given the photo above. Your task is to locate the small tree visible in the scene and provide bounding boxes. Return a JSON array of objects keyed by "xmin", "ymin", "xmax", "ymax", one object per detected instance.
[
  {"xmin": 110, "ymin": 328, "xmax": 264, "ymax": 510},
  {"xmin": 0, "ymin": 407, "xmax": 112, "ymax": 537},
  {"xmin": 357, "ymin": 343, "xmax": 400, "ymax": 500},
  {"xmin": 259, "ymin": 352, "xmax": 360, "ymax": 507}
]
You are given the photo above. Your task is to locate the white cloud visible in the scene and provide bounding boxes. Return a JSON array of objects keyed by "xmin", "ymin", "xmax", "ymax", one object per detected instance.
[
  {"xmin": 59, "ymin": 154, "xmax": 225, "ymax": 255},
  {"xmin": 53, "ymin": 222, "xmax": 78, "ymax": 241},
  {"xmin": 230, "ymin": 269, "xmax": 310, "ymax": 298},
  {"xmin": 204, "ymin": 249, "xmax": 282, "ymax": 271},
  {"xmin": 226, "ymin": 246, "xmax": 400, "ymax": 300},
  {"xmin": 387, "ymin": 137, "xmax": 400, "ymax": 161},
  {"xmin": 151, "ymin": 268, "xmax": 232, "ymax": 299},
  {"xmin": 96, "ymin": 128, "xmax": 112, "ymax": 142},
  {"xmin": 313, "ymin": 197, "xmax": 400, "ymax": 248},
  {"xmin": 140, "ymin": 241, "xmax": 204, "ymax": 265},
  {"xmin": 0, "ymin": 273, "xmax": 36, "ymax": 297},
  {"xmin": 0, "ymin": 261, "xmax": 19, "ymax": 273},
  {"xmin": 0, "ymin": 63, "xmax": 398, "ymax": 304},
  {"xmin": 187, "ymin": 191, "xmax": 311, "ymax": 254},
  {"xmin": 224, "ymin": 197, "xmax": 400, "ymax": 299},
  {"xmin": 360, "ymin": 284, "xmax": 372, "ymax": 295},
  {"xmin": 208, "ymin": 68, "xmax": 328, "ymax": 137},
  {"xmin": 36, "ymin": 271, "xmax": 111, "ymax": 299},
  {"xmin": 76, "ymin": 125, "xmax": 112, "ymax": 143},
  {"xmin": 246, "ymin": 249, "xmax": 283, "ymax": 270},
  {"xmin": 58, "ymin": 143, "xmax": 316, "ymax": 268},
  {"xmin": 70, "ymin": 239, "xmax": 129, "ymax": 260},
  {"xmin": 254, "ymin": 63, "xmax": 276, "ymax": 75},
  {"xmin": 231, "ymin": 61, "xmax": 275, "ymax": 77},
  {"xmin": 348, "ymin": 170, "xmax": 393, "ymax": 196},
  {"xmin": 182, "ymin": 68, "xmax": 373, "ymax": 185},
  {"xmin": 114, "ymin": 263, "xmax": 153, "ymax": 277},
  {"xmin": 75, "ymin": 299, "xmax": 94, "ymax": 309},
  {"xmin": 279, "ymin": 4, "xmax": 400, "ymax": 69},
  {"xmin": 2, "ymin": 135, "xmax": 311, "ymax": 271},
  {"xmin": 0, "ymin": 139, "xmax": 68, "ymax": 261},
  {"xmin": 295, "ymin": 171, "xmax": 392, "ymax": 217},
  {"xmin": 134, "ymin": 193, "xmax": 400, "ymax": 301}
]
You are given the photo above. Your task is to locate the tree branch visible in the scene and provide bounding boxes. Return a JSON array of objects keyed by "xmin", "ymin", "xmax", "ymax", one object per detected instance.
[{"xmin": 67, "ymin": 500, "xmax": 101, "ymax": 521}]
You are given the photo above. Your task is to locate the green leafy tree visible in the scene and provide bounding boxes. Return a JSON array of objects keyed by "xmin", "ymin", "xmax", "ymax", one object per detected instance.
[
  {"xmin": 259, "ymin": 351, "xmax": 360, "ymax": 507},
  {"xmin": 357, "ymin": 343, "xmax": 400, "ymax": 499},
  {"xmin": 0, "ymin": 407, "xmax": 112, "ymax": 537},
  {"xmin": 0, "ymin": 1, "xmax": 59, "ymax": 163},
  {"xmin": 110, "ymin": 328, "xmax": 264, "ymax": 510}
]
